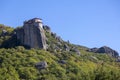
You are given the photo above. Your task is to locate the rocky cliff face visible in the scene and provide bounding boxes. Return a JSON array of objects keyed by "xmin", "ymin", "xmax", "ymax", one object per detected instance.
[{"xmin": 16, "ymin": 18, "xmax": 47, "ymax": 49}]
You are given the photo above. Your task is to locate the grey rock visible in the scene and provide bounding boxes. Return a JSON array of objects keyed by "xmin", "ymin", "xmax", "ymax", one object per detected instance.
[
  {"xmin": 117, "ymin": 57, "xmax": 120, "ymax": 62},
  {"xmin": 56, "ymin": 36, "xmax": 63, "ymax": 42},
  {"xmin": 35, "ymin": 61, "xmax": 48, "ymax": 70},
  {"xmin": 64, "ymin": 44, "xmax": 70, "ymax": 51},
  {"xmin": 57, "ymin": 42, "xmax": 62, "ymax": 46},
  {"xmin": 1, "ymin": 29, "xmax": 8, "ymax": 36},
  {"xmin": 74, "ymin": 48, "xmax": 81, "ymax": 55},
  {"xmin": 58, "ymin": 60, "xmax": 67, "ymax": 64},
  {"xmin": 51, "ymin": 32, "xmax": 57, "ymax": 38},
  {"xmin": 71, "ymin": 47, "xmax": 81, "ymax": 55},
  {"xmin": 16, "ymin": 18, "xmax": 47, "ymax": 50},
  {"xmin": 51, "ymin": 32, "xmax": 63, "ymax": 42},
  {"xmin": 43, "ymin": 25, "xmax": 51, "ymax": 33},
  {"xmin": 88, "ymin": 46, "xmax": 119, "ymax": 57},
  {"xmin": 96, "ymin": 46, "xmax": 119, "ymax": 57},
  {"xmin": 15, "ymin": 28, "xmax": 24, "ymax": 45},
  {"xmin": 52, "ymin": 44, "xmax": 61, "ymax": 52},
  {"xmin": 87, "ymin": 47, "xmax": 98, "ymax": 52},
  {"xmin": 2, "ymin": 29, "xmax": 7, "ymax": 34},
  {"xmin": 54, "ymin": 45, "xmax": 60, "ymax": 51}
]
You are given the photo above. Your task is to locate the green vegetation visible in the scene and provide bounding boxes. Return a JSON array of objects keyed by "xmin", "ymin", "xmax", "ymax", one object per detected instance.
[
  {"xmin": 0, "ymin": 24, "xmax": 120, "ymax": 80},
  {"xmin": 0, "ymin": 47, "xmax": 120, "ymax": 80},
  {"xmin": 0, "ymin": 24, "xmax": 14, "ymax": 46}
]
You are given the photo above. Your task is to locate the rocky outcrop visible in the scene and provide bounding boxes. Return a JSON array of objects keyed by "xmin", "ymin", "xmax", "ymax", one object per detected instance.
[
  {"xmin": 87, "ymin": 47, "xmax": 98, "ymax": 53},
  {"xmin": 64, "ymin": 44, "xmax": 70, "ymax": 51},
  {"xmin": 51, "ymin": 32, "xmax": 63, "ymax": 42},
  {"xmin": 16, "ymin": 18, "xmax": 47, "ymax": 49},
  {"xmin": 43, "ymin": 25, "xmax": 51, "ymax": 33},
  {"xmin": 97, "ymin": 46, "xmax": 119, "ymax": 57},
  {"xmin": 88, "ymin": 46, "xmax": 119, "ymax": 57}
]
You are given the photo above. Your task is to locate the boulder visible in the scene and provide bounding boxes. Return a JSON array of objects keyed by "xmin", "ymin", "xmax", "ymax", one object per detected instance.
[
  {"xmin": 35, "ymin": 61, "xmax": 48, "ymax": 70},
  {"xmin": 51, "ymin": 32, "xmax": 57, "ymax": 38},
  {"xmin": 87, "ymin": 47, "xmax": 98, "ymax": 52},
  {"xmin": 54, "ymin": 45, "xmax": 61, "ymax": 51},
  {"xmin": 71, "ymin": 47, "xmax": 81, "ymax": 55},
  {"xmin": 56, "ymin": 36, "xmax": 63, "ymax": 42},
  {"xmin": 117, "ymin": 57, "xmax": 120, "ymax": 62},
  {"xmin": 51, "ymin": 32, "xmax": 63, "ymax": 42},
  {"xmin": 57, "ymin": 42, "xmax": 62, "ymax": 46},
  {"xmin": 2, "ymin": 29, "xmax": 7, "ymax": 34},
  {"xmin": 58, "ymin": 60, "xmax": 67, "ymax": 64},
  {"xmin": 43, "ymin": 25, "xmax": 51, "ymax": 33},
  {"xmin": 64, "ymin": 44, "xmax": 70, "ymax": 51},
  {"xmin": 74, "ymin": 48, "xmax": 81, "ymax": 55}
]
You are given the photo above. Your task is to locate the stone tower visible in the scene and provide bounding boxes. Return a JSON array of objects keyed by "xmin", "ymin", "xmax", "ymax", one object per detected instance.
[{"xmin": 16, "ymin": 18, "xmax": 46, "ymax": 50}]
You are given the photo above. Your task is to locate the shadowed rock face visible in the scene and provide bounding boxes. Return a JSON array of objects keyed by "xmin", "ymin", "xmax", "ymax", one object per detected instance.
[
  {"xmin": 88, "ymin": 46, "xmax": 119, "ymax": 57},
  {"xmin": 96, "ymin": 46, "xmax": 119, "ymax": 57},
  {"xmin": 16, "ymin": 18, "xmax": 47, "ymax": 50}
]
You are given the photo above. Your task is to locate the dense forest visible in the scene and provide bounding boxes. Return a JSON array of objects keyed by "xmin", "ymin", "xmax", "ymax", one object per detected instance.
[{"xmin": 0, "ymin": 24, "xmax": 120, "ymax": 80}]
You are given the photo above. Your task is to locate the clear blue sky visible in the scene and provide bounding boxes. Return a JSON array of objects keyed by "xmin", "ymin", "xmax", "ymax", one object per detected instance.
[{"xmin": 0, "ymin": 0, "xmax": 120, "ymax": 54}]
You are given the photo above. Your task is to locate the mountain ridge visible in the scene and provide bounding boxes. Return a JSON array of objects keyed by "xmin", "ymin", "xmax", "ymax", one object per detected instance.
[{"xmin": 0, "ymin": 18, "xmax": 119, "ymax": 57}]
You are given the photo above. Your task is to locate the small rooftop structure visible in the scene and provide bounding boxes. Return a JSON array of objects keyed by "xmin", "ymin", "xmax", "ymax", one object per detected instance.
[{"xmin": 24, "ymin": 18, "xmax": 42, "ymax": 24}]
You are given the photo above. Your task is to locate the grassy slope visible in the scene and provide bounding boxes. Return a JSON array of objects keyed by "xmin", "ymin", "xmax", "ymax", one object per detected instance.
[{"xmin": 0, "ymin": 24, "xmax": 120, "ymax": 80}]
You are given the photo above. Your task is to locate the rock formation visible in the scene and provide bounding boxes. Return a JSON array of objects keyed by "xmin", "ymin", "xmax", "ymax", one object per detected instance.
[
  {"xmin": 96, "ymin": 46, "xmax": 119, "ymax": 57},
  {"xmin": 16, "ymin": 18, "xmax": 47, "ymax": 49},
  {"xmin": 43, "ymin": 25, "xmax": 51, "ymax": 33},
  {"xmin": 64, "ymin": 44, "xmax": 70, "ymax": 51},
  {"xmin": 88, "ymin": 46, "xmax": 119, "ymax": 57}
]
